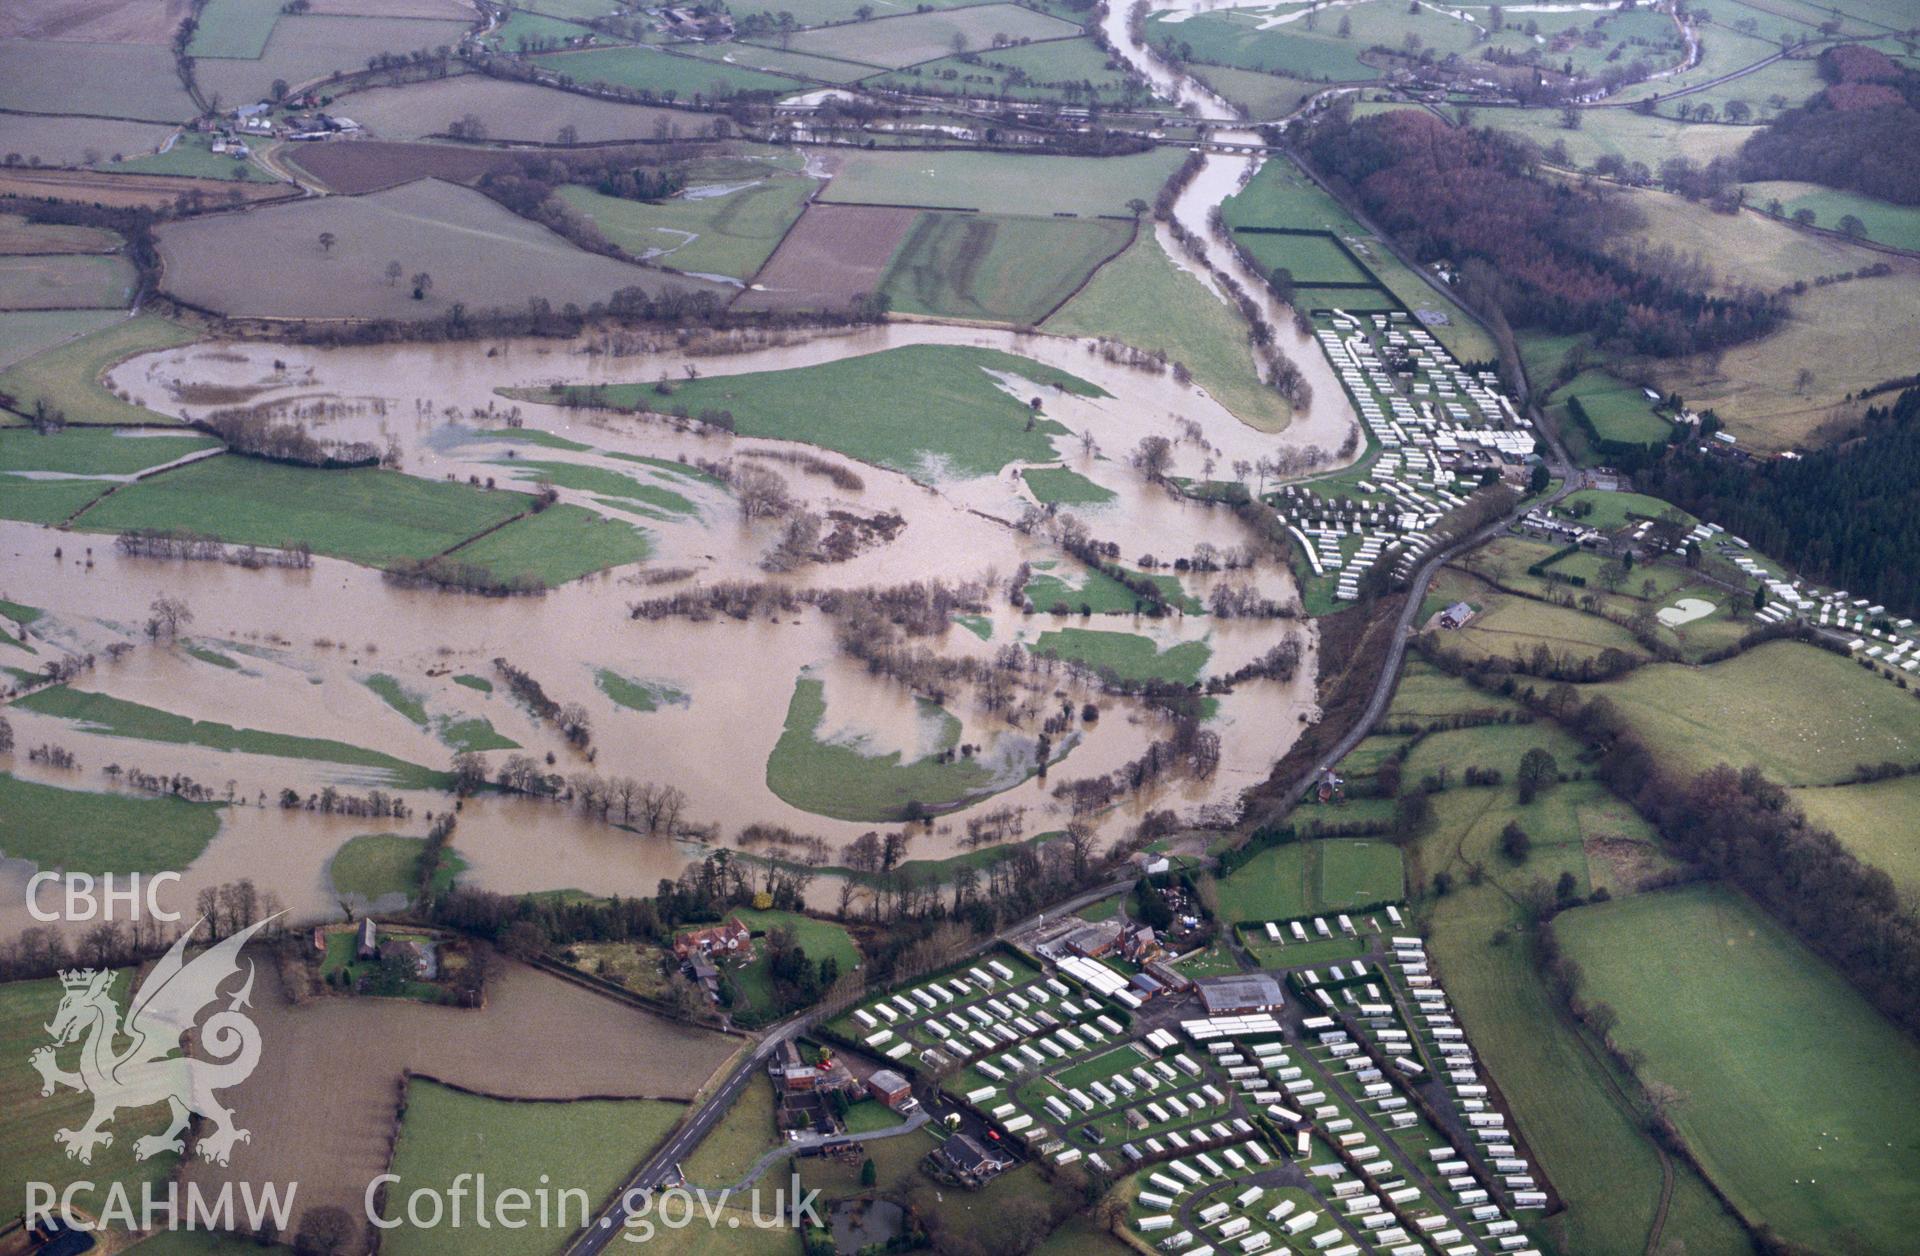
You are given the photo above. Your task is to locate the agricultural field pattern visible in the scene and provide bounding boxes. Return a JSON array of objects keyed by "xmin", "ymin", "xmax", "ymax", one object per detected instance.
[{"xmin": 1, "ymin": 0, "xmax": 1918, "ymax": 1253}]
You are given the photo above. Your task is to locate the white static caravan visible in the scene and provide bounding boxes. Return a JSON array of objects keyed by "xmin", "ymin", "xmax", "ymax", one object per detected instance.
[
  {"xmin": 1290, "ymin": 921, "xmax": 1309, "ymax": 942},
  {"xmin": 1284, "ymin": 1211, "xmax": 1319, "ymax": 1236},
  {"xmin": 1137, "ymin": 1215, "xmax": 1175, "ymax": 1233},
  {"xmin": 1266, "ymin": 923, "xmax": 1282, "ymax": 942},
  {"xmin": 1314, "ymin": 917, "xmax": 1332, "ymax": 938}
]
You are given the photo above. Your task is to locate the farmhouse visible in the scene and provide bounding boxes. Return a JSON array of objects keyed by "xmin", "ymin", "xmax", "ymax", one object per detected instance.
[
  {"xmin": 1196, "ymin": 974, "xmax": 1286, "ymax": 1016},
  {"xmin": 355, "ymin": 917, "xmax": 379, "ymax": 960},
  {"xmin": 379, "ymin": 937, "xmax": 437, "ymax": 979},
  {"xmin": 674, "ymin": 916, "xmax": 752, "ymax": 961}
]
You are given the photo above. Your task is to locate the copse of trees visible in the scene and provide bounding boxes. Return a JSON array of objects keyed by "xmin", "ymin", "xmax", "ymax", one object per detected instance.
[
  {"xmin": 1737, "ymin": 45, "xmax": 1920, "ymax": 206},
  {"xmin": 1638, "ymin": 387, "xmax": 1920, "ymax": 617},
  {"xmin": 1297, "ymin": 106, "xmax": 1783, "ymax": 357}
]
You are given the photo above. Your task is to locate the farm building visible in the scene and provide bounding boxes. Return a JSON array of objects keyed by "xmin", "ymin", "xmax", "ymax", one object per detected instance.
[
  {"xmin": 1438, "ymin": 602, "xmax": 1475, "ymax": 630},
  {"xmin": 1197, "ymin": 974, "xmax": 1286, "ymax": 1015},
  {"xmin": 869, "ymin": 1069, "xmax": 914, "ymax": 1110},
  {"xmin": 355, "ymin": 917, "xmax": 379, "ymax": 960}
]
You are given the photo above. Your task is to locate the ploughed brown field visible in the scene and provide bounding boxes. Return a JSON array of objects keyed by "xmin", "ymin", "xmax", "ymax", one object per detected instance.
[
  {"xmin": 185, "ymin": 959, "xmax": 735, "ymax": 1232},
  {"xmin": 284, "ymin": 141, "xmax": 518, "ymax": 195},
  {"xmin": 0, "ymin": 168, "xmax": 295, "ymax": 210},
  {"xmin": 733, "ymin": 202, "xmax": 915, "ymax": 312}
]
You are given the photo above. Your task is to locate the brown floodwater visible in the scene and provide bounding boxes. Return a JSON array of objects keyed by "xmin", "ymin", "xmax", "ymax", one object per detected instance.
[{"xmin": 9, "ymin": 201, "xmax": 1344, "ymax": 936}]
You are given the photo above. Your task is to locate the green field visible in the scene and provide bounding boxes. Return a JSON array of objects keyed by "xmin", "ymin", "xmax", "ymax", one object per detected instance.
[
  {"xmin": 1221, "ymin": 158, "xmax": 1498, "ymax": 363},
  {"xmin": 764, "ymin": 676, "xmax": 1007, "ymax": 822},
  {"xmin": 1589, "ymin": 641, "xmax": 1920, "ymax": 786},
  {"xmin": 1557, "ymin": 884, "xmax": 1920, "ymax": 1254},
  {"xmin": 0, "ymin": 254, "xmax": 136, "ymax": 311},
  {"xmin": 1563, "ymin": 369, "xmax": 1672, "ymax": 444},
  {"xmin": 1023, "ymin": 560, "xmax": 1199, "ymax": 616},
  {"xmin": 0, "ymin": 39, "xmax": 197, "ymax": 122},
  {"xmin": 328, "ymin": 832, "xmax": 467, "ymax": 903},
  {"xmin": 879, "ymin": 212, "xmax": 1132, "ymax": 325},
  {"xmin": 596, "ymin": 669, "xmax": 688, "ymax": 712},
  {"xmin": 485, "ymin": 6, "xmax": 601, "ymax": 52},
  {"xmin": 0, "ymin": 973, "xmax": 174, "ymax": 1218},
  {"xmin": 1744, "ymin": 180, "xmax": 1920, "ymax": 253},
  {"xmin": 1188, "ymin": 64, "xmax": 1316, "ymax": 120},
  {"xmin": 189, "ymin": 0, "xmax": 286, "ymax": 57},
  {"xmin": 864, "ymin": 36, "xmax": 1147, "ymax": 104},
  {"xmin": 533, "ymin": 344, "xmax": 1099, "ymax": 478},
  {"xmin": 728, "ymin": 908, "xmax": 862, "ymax": 1017},
  {"xmin": 16, "ymin": 687, "xmax": 450, "ymax": 791},
  {"xmin": 556, "ymin": 176, "xmax": 817, "ymax": 281},
  {"xmin": 0, "ymin": 310, "xmax": 123, "ymax": 373},
  {"xmin": 1213, "ymin": 836, "xmax": 1402, "ymax": 923},
  {"xmin": 676, "ymin": 40, "xmax": 883, "ymax": 84},
  {"xmin": 679, "ymin": 1073, "xmax": 778, "ymax": 1189},
  {"xmin": 0, "ymin": 427, "xmax": 217, "ymax": 475},
  {"xmin": 779, "ymin": 4, "xmax": 1082, "ymax": 68},
  {"xmin": 1147, "ymin": 10, "xmax": 1376, "ymax": 82},
  {"xmin": 1021, "ymin": 466, "xmax": 1115, "ymax": 506},
  {"xmin": 1229, "ymin": 230, "xmax": 1371, "ymax": 285},
  {"xmin": 0, "ymin": 315, "xmax": 197, "ymax": 426},
  {"xmin": 79, "ymin": 456, "xmax": 531, "ymax": 568},
  {"xmin": 0, "ymin": 771, "xmax": 222, "ymax": 875},
  {"xmin": 497, "ymin": 455, "xmax": 703, "ymax": 517},
  {"xmin": 106, "ymin": 132, "xmax": 277, "ymax": 182},
  {"xmin": 1029, "ymin": 627, "xmax": 1209, "ymax": 683},
  {"xmin": 533, "ymin": 45, "xmax": 809, "ymax": 98},
  {"xmin": 442, "ymin": 503, "xmax": 653, "ymax": 586},
  {"xmin": 365, "ymin": 673, "xmax": 430, "ymax": 726},
  {"xmin": 1792, "ymin": 775, "xmax": 1920, "ymax": 900},
  {"xmin": 0, "ymin": 478, "xmax": 109, "ymax": 525},
  {"xmin": 1486, "ymin": 106, "xmax": 1753, "ymax": 174},
  {"xmin": 381, "ymin": 1080, "xmax": 686, "ymax": 1256},
  {"xmin": 1046, "ymin": 229, "xmax": 1290, "ymax": 432},
  {"xmin": 818, "ymin": 146, "xmax": 1184, "ymax": 216}
]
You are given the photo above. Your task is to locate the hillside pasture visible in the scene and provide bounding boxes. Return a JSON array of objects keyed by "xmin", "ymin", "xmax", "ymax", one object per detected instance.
[
  {"xmin": 877, "ymin": 211, "xmax": 1132, "ymax": 324},
  {"xmin": 1485, "ymin": 107, "xmax": 1751, "ymax": 173},
  {"xmin": 817, "ymin": 145, "xmax": 1184, "ymax": 215},
  {"xmin": 1589, "ymin": 640, "xmax": 1920, "ymax": 786},
  {"xmin": 779, "ymin": 4, "xmax": 1081, "ymax": 68},
  {"xmin": 556, "ymin": 174, "xmax": 817, "ymax": 281},
  {"xmin": 1560, "ymin": 368, "xmax": 1671, "ymax": 445},
  {"xmin": 155, "ymin": 178, "xmax": 713, "ymax": 320},
  {"xmin": 1648, "ymin": 264, "xmax": 1920, "ymax": 449},
  {"xmin": 0, "ymin": 309, "xmax": 122, "ymax": 372},
  {"xmin": 0, "ymin": 254, "xmax": 134, "ymax": 310},
  {"xmin": 728, "ymin": 0, "xmax": 987, "ymax": 24},
  {"xmin": 731, "ymin": 201, "xmax": 914, "ymax": 310},
  {"xmin": 1742, "ymin": 180, "xmax": 1920, "ymax": 253},
  {"xmin": 0, "ymin": 39, "xmax": 196, "ymax": 121},
  {"xmin": 193, "ymin": 15, "xmax": 477, "ymax": 106},
  {"xmin": 1556, "ymin": 884, "xmax": 1920, "ymax": 1254},
  {"xmin": 1791, "ymin": 775, "xmax": 1920, "ymax": 900},
  {"xmin": 334, "ymin": 74, "xmax": 721, "ymax": 142}
]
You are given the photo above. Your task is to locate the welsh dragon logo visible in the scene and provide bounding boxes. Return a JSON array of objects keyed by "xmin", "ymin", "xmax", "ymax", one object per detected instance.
[{"xmin": 30, "ymin": 916, "xmax": 275, "ymax": 1167}]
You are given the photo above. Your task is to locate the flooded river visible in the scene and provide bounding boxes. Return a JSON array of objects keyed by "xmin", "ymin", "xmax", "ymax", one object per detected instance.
[{"xmin": 4, "ymin": 45, "xmax": 1361, "ymax": 934}]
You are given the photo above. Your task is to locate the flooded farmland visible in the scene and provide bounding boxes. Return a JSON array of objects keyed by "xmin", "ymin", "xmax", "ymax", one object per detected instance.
[{"xmin": 7, "ymin": 100, "xmax": 1364, "ymax": 936}]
